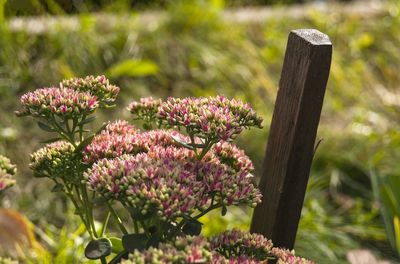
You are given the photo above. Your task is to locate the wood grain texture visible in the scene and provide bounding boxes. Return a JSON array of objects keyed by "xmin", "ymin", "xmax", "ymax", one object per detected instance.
[{"xmin": 250, "ymin": 29, "xmax": 332, "ymax": 249}]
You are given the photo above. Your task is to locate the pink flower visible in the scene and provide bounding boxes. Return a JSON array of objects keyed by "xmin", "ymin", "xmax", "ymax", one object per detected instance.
[
  {"xmin": 60, "ymin": 75, "xmax": 119, "ymax": 106},
  {"xmin": 210, "ymin": 229, "xmax": 272, "ymax": 261},
  {"xmin": 271, "ymin": 248, "xmax": 314, "ymax": 264},
  {"xmin": 16, "ymin": 87, "xmax": 99, "ymax": 118},
  {"xmin": 84, "ymin": 144, "xmax": 261, "ymax": 220},
  {"xmin": 123, "ymin": 236, "xmax": 212, "ymax": 263},
  {"xmin": 157, "ymin": 96, "xmax": 263, "ymax": 142}
]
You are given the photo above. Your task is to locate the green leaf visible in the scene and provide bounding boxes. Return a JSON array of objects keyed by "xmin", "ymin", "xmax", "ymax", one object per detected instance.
[
  {"xmin": 142, "ymin": 123, "xmax": 152, "ymax": 131},
  {"xmin": 51, "ymin": 183, "xmax": 64, "ymax": 193},
  {"xmin": 108, "ymin": 59, "xmax": 159, "ymax": 78},
  {"xmin": 37, "ymin": 121, "xmax": 56, "ymax": 132},
  {"xmin": 95, "ymin": 122, "xmax": 108, "ymax": 135},
  {"xmin": 78, "ymin": 116, "xmax": 96, "ymax": 126},
  {"xmin": 75, "ymin": 134, "xmax": 95, "ymax": 153},
  {"xmin": 84, "ymin": 238, "xmax": 112, "ymax": 260},
  {"xmin": 182, "ymin": 219, "xmax": 202, "ymax": 236},
  {"xmin": 146, "ymin": 233, "xmax": 161, "ymax": 248},
  {"xmin": 122, "ymin": 234, "xmax": 147, "ymax": 252},
  {"xmin": 109, "ymin": 237, "xmax": 124, "ymax": 254}
]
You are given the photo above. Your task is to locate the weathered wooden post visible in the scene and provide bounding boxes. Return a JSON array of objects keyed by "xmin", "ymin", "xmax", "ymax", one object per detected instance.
[{"xmin": 250, "ymin": 29, "xmax": 332, "ymax": 249}]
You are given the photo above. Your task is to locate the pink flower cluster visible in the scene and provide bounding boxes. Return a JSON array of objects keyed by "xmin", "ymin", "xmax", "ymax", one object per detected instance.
[
  {"xmin": 210, "ymin": 230, "xmax": 313, "ymax": 264},
  {"xmin": 123, "ymin": 236, "xmax": 212, "ymax": 264},
  {"xmin": 16, "ymin": 87, "xmax": 98, "ymax": 118},
  {"xmin": 210, "ymin": 229, "xmax": 273, "ymax": 261},
  {"xmin": 83, "ymin": 120, "xmax": 184, "ymax": 164},
  {"xmin": 157, "ymin": 96, "xmax": 263, "ymax": 141},
  {"xmin": 127, "ymin": 97, "xmax": 162, "ymax": 123},
  {"xmin": 122, "ymin": 230, "xmax": 313, "ymax": 264},
  {"xmin": 61, "ymin": 75, "xmax": 120, "ymax": 106},
  {"xmin": 0, "ymin": 155, "xmax": 16, "ymax": 192},
  {"xmin": 213, "ymin": 141, "xmax": 254, "ymax": 173},
  {"xmin": 271, "ymin": 248, "xmax": 314, "ymax": 264},
  {"xmin": 84, "ymin": 144, "xmax": 261, "ymax": 220},
  {"xmin": 83, "ymin": 121, "xmax": 143, "ymax": 164}
]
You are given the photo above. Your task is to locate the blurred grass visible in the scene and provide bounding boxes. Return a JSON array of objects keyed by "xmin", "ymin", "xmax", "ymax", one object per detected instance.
[{"xmin": 1, "ymin": 0, "xmax": 400, "ymax": 263}]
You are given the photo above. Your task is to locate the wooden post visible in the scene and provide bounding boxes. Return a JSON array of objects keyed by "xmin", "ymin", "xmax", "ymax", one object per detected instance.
[{"xmin": 250, "ymin": 29, "xmax": 332, "ymax": 249}]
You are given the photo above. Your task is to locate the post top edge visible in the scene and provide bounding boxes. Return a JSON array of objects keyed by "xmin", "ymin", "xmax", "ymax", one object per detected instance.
[{"xmin": 291, "ymin": 29, "xmax": 332, "ymax": 46}]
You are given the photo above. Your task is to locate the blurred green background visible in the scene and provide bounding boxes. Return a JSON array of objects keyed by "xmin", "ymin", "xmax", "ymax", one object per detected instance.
[{"xmin": 1, "ymin": 0, "xmax": 400, "ymax": 263}]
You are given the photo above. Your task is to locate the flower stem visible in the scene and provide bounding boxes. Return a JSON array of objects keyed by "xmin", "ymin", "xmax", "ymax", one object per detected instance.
[{"xmin": 106, "ymin": 201, "xmax": 128, "ymax": 235}]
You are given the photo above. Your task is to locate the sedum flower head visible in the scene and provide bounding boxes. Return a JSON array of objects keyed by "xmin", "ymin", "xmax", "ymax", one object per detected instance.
[
  {"xmin": 122, "ymin": 236, "xmax": 212, "ymax": 264},
  {"xmin": 102, "ymin": 120, "xmax": 137, "ymax": 135},
  {"xmin": 128, "ymin": 97, "xmax": 162, "ymax": 119},
  {"xmin": 210, "ymin": 229, "xmax": 272, "ymax": 261},
  {"xmin": 211, "ymin": 254, "xmax": 264, "ymax": 264},
  {"xmin": 0, "ymin": 155, "xmax": 16, "ymax": 192},
  {"xmin": 158, "ymin": 96, "xmax": 263, "ymax": 141},
  {"xmin": 213, "ymin": 141, "xmax": 254, "ymax": 173},
  {"xmin": 82, "ymin": 120, "xmax": 141, "ymax": 164},
  {"xmin": 61, "ymin": 75, "xmax": 119, "ymax": 106},
  {"xmin": 83, "ymin": 122, "xmax": 187, "ymax": 164},
  {"xmin": 0, "ymin": 155, "xmax": 17, "ymax": 176},
  {"xmin": 121, "ymin": 231, "xmax": 314, "ymax": 264},
  {"xmin": 83, "ymin": 132, "xmax": 144, "ymax": 164},
  {"xmin": 85, "ymin": 145, "xmax": 261, "ymax": 220},
  {"xmin": 271, "ymin": 248, "xmax": 314, "ymax": 264},
  {"xmin": 30, "ymin": 141, "xmax": 81, "ymax": 183},
  {"xmin": 85, "ymin": 147, "xmax": 205, "ymax": 220},
  {"xmin": 16, "ymin": 87, "xmax": 98, "ymax": 118}
]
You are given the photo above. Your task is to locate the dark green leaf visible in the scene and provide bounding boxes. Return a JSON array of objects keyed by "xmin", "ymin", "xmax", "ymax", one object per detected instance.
[
  {"xmin": 51, "ymin": 183, "xmax": 64, "ymax": 192},
  {"xmin": 37, "ymin": 121, "xmax": 56, "ymax": 132},
  {"xmin": 75, "ymin": 134, "xmax": 95, "ymax": 153},
  {"xmin": 84, "ymin": 238, "xmax": 112, "ymax": 260},
  {"xmin": 148, "ymin": 225, "xmax": 157, "ymax": 234},
  {"xmin": 142, "ymin": 123, "xmax": 152, "ymax": 130},
  {"xmin": 122, "ymin": 234, "xmax": 147, "ymax": 252},
  {"xmin": 95, "ymin": 122, "xmax": 108, "ymax": 135},
  {"xmin": 182, "ymin": 219, "xmax": 202, "ymax": 236},
  {"xmin": 146, "ymin": 234, "xmax": 161, "ymax": 248},
  {"xmin": 78, "ymin": 116, "xmax": 96, "ymax": 126}
]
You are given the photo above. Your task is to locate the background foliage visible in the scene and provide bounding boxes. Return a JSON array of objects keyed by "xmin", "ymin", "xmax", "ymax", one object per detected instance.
[{"xmin": 0, "ymin": 0, "xmax": 400, "ymax": 263}]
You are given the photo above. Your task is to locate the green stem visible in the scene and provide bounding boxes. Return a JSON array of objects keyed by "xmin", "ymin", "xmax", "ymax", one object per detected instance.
[
  {"xmin": 50, "ymin": 115, "xmax": 77, "ymax": 147},
  {"xmin": 65, "ymin": 185, "xmax": 94, "ymax": 239},
  {"xmin": 189, "ymin": 132, "xmax": 198, "ymax": 156},
  {"xmin": 81, "ymin": 184, "xmax": 98, "ymax": 238},
  {"xmin": 107, "ymin": 202, "xmax": 128, "ymax": 235},
  {"xmin": 79, "ymin": 115, "xmax": 86, "ymax": 142},
  {"xmin": 194, "ymin": 203, "xmax": 221, "ymax": 219},
  {"xmin": 99, "ymin": 212, "xmax": 111, "ymax": 237},
  {"xmin": 133, "ymin": 220, "xmax": 139, "ymax": 234}
]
